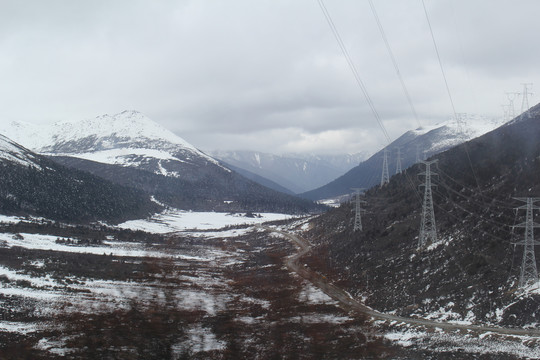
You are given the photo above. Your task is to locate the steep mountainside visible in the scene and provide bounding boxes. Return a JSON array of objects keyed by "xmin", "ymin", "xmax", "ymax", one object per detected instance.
[
  {"xmin": 0, "ymin": 134, "xmax": 160, "ymax": 223},
  {"xmin": 301, "ymin": 115, "xmax": 505, "ymax": 201},
  {"xmin": 1, "ymin": 111, "xmax": 321, "ymax": 214},
  {"xmin": 210, "ymin": 150, "xmax": 369, "ymax": 194},
  {"xmin": 304, "ymin": 106, "xmax": 540, "ymax": 328}
]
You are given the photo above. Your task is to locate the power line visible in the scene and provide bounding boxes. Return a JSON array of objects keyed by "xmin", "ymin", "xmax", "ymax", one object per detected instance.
[
  {"xmin": 367, "ymin": 0, "xmax": 421, "ymax": 128},
  {"xmin": 421, "ymin": 0, "xmax": 457, "ymax": 118},
  {"xmin": 421, "ymin": 0, "xmax": 482, "ymax": 192},
  {"xmin": 316, "ymin": 0, "xmax": 391, "ymax": 144}
]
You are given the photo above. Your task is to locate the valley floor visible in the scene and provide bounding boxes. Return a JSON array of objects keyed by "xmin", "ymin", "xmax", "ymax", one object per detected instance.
[{"xmin": 0, "ymin": 210, "xmax": 537, "ymax": 358}]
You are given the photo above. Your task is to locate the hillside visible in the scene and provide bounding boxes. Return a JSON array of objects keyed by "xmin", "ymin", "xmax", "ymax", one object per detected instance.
[
  {"xmin": 50, "ymin": 155, "xmax": 321, "ymax": 214},
  {"xmin": 303, "ymin": 107, "xmax": 540, "ymax": 328},
  {"xmin": 300, "ymin": 115, "xmax": 505, "ymax": 201},
  {"xmin": 0, "ymin": 134, "xmax": 160, "ymax": 223},
  {"xmin": 2, "ymin": 111, "xmax": 322, "ymax": 214}
]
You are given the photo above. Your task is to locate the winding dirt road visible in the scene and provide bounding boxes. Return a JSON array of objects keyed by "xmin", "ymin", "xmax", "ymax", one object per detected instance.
[{"xmin": 266, "ymin": 226, "xmax": 540, "ymax": 338}]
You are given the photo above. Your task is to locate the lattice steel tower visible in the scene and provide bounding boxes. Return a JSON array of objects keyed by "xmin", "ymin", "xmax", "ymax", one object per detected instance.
[
  {"xmin": 351, "ymin": 188, "xmax": 366, "ymax": 232},
  {"xmin": 501, "ymin": 104, "xmax": 509, "ymax": 122},
  {"xmin": 506, "ymin": 92, "xmax": 519, "ymax": 120},
  {"xmin": 395, "ymin": 147, "xmax": 403, "ymax": 174},
  {"xmin": 513, "ymin": 197, "xmax": 540, "ymax": 289},
  {"xmin": 418, "ymin": 160, "xmax": 438, "ymax": 248},
  {"xmin": 520, "ymin": 83, "xmax": 533, "ymax": 118},
  {"xmin": 381, "ymin": 149, "xmax": 390, "ymax": 186}
]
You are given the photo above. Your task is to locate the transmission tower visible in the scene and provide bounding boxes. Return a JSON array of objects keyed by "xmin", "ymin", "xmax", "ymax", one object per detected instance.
[
  {"xmin": 506, "ymin": 92, "xmax": 519, "ymax": 120},
  {"xmin": 454, "ymin": 113, "xmax": 467, "ymax": 131},
  {"xmin": 381, "ymin": 149, "xmax": 390, "ymax": 186},
  {"xmin": 418, "ymin": 160, "xmax": 438, "ymax": 248},
  {"xmin": 351, "ymin": 188, "xmax": 366, "ymax": 231},
  {"xmin": 501, "ymin": 104, "xmax": 509, "ymax": 122},
  {"xmin": 513, "ymin": 197, "xmax": 540, "ymax": 289},
  {"xmin": 395, "ymin": 147, "xmax": 403, "ymax": 174},
  {"xmin": 520, "ymin": 83, "xmax": 533, "ymax": 118}
]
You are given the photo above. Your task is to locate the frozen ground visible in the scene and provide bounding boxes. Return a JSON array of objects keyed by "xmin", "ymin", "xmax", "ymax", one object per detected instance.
[
  {"xmin": 118, "ymin": 209, "xmax": 293, "ymax": 234},
  {"xmin": 0, "ymin": 210, "xmax": 538, "ymax": 358},
  {"xmin": 383, "ymin": 325, "xmax": 540, "ymax": 358}
]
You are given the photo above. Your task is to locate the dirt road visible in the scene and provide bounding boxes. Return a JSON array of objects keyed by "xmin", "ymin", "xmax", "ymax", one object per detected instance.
[{"xmin": 267, "ymin": 226, "xmax": 540, "ymax": 338}]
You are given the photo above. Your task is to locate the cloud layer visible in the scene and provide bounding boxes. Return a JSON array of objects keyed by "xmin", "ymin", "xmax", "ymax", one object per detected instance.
[{"xmin": 1, "ymin": 0, "xmax": 539, "ymax": 154}]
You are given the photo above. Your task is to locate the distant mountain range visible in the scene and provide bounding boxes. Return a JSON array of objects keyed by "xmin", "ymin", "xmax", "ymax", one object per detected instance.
[
  {"xmin": 0, "ymin": 111, "xmax": 322, "ymax": 215},
  {"xmin": 300, "ymin": 114, "xmax": 506, "ymax": 201},
  {"xmin": 210, "ymin": 150, "xmax": 370, "ymax": 194}
]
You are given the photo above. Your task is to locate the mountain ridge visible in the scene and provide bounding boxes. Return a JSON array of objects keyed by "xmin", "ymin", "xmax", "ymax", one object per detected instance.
[
  {"xmin": 303, "ymin": 104, "xmax": 540, "ymax": 328},
  {"xmin": 300, "ymin": 114, "xmax": 506, "ymax": 201},
  {"xmin": 210, "ymin": 150, "xmax": 370, "ymax": 194}
]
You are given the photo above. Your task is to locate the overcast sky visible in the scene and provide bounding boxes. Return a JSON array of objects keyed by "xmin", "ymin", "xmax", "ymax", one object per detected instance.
[{"xmin": 1, "ymin": 0, "xmax": 539, "ymax": 155}]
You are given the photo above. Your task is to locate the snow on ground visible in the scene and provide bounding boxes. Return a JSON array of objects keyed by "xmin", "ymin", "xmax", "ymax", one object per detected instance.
[
  {"xmin": 384, "ymin": 327, "xmax": 540, "ymax": 358},
  {"xmin": 0, "ymin": 215, "xmax": 25, "ymax": 224},
  {"xmin": 0, "ymin": 321, "xmax": 39, "ymax": 334},
  {"xmin": 118, "ymin": 209, "xmax": 293, "ymax": 234},
  {"xmin": 298, "ymin": 282, "xmax": 337, "ymax": 305},
  {"xmin": 176, "ymin": 324, "xmax": 226, "ymax": 354},
  {"xmin": 0, "ymin": 232, "xmax": 166, "ymax": 258}
]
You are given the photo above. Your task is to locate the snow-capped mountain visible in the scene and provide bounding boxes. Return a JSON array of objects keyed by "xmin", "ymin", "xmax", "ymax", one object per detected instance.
[
  {"xmin": 0, "ymin": 111, "xmax": 321, "ymax": 213},
  {"xmin": 301, "ymin": 114, "xmax": 507, "ymax": 201},
  {"xmin": 1, "ymin": 110, "xmax": 225, "ymax": 178},
  {"xmin": 210, "ymin": 150, "xmax": 370, "ymax": 194}
]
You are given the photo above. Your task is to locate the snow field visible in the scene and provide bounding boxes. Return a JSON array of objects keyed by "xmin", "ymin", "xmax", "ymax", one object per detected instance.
[
  {"xmin": 118, "ymin": 210, "xmax": 293, "ymax": 234},
  {"xmin": 384, "ymin": 326, "xmax": 540, "ymax": 358}
]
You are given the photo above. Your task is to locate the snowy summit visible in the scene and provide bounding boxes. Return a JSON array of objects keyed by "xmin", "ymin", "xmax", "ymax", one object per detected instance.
[{"xmin": 0, "ymin": 110, "xmax": 224, "ymax": 177}]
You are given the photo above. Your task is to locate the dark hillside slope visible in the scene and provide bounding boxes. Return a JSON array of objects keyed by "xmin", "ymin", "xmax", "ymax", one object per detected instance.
[
  {"xmin": 0, "ymin": 139, "xmax": 160, "ymax": 223},
  {"xmin": 50, "ymin": 156, "xmax": 323, "ymax": 214},
  {"xmin": 305, "ymin": 106, "xmax": 540, "ymax": 328}
]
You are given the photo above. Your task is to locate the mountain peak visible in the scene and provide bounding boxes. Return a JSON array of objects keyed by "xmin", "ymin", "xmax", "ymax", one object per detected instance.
[{"xmin": 0, "ymin": 111, "xmax": 226, "ymax": 176}]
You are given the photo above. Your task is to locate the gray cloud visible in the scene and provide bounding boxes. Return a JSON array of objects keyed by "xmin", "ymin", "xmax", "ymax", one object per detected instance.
[{"xmin": 0, "ymin": 0, "xmax": 538, "ymax": 154}]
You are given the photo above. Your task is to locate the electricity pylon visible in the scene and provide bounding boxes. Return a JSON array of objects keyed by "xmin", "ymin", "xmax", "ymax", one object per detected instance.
[
  {"xmin": 418, "ymin": 160, "xmax": 438, "ymax": 248},
  {"xmin": 501, "ymin": 104, "xmax": 509, "ymax": 122},
  {"xmin": 506, "ymin": 92, "xmax": 519, "ymax": 120},
  {"xmin": 415, "ymin": 145, "xmax": 421, "ymax": 163},
  {"xmin": 351, "ymin": 188, "xmax": 366, "ymax": 231},
  {"xmin": 520, "ymin": 83, "xmax": 533, "ymax": 118},
  {"xmin": 395, "ymin": 147, "xmax": 403, "ymax": 174},
  {"xmin": 513, "ymin": 197, "xmax": 540, "ymax": 289},
  {"xmin": 454, "ymin": 112, "xmax": 467, "ymax": 131},
  {"xmin": 381, "ymin": 149, "xmax": 389, "ymax": 186}
]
